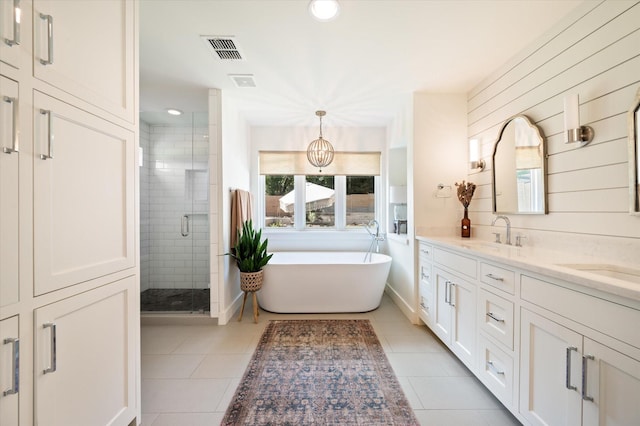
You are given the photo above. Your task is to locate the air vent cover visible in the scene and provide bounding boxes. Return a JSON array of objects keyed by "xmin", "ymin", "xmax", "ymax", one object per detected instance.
[
  {"xmin": 229, "ymin": 74, "xmax": 256, "ymax": 88},
  {"xmin": 202, "ymin": 36, "xmax": 245, "ymax": 61}
]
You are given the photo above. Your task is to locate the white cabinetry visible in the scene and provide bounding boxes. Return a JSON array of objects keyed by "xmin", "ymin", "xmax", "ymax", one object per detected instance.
[
  {"xmin": 0, "ymin": 74, "xmax": 19, "ymax": 308},
  {"xmin": 0, "ymin": 0, "xmax": 21, "ymax": 68},
  {"xmin": 433, "ymin": 267, "xmax": 476, "ymax": 369},
  {"xmin": 417, "ymin": 242, "xmax": 433, "ymax": 326},
  {"xmin": 1, "ymin": 315, "xmax": 19, "ymax": 425},
  {"xmin": 33, "ymin": 92, "xmax": 135, "ymax": 296},
  {"xmin": 34, "ymin": 276, "xmax": 136, "ymax": 426},
  {"xmin": 33, "ymin": 0, "xmax": 135, "ymax": 122}
]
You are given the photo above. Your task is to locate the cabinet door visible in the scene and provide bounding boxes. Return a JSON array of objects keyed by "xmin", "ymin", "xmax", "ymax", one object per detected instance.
[
  {"xmin": 582, "ymin": 338, "xmax": 640, "ymax": 426},
  {"xmin": 35, "ymin": 276, "xmax": 136, "ymax": 426},
  {"xmin": 418, "ymin": 261, "xmax": 433, "ymax": 326},
  {"xmin": 433, "ymin": 268, "xmax": 452, "ymax": 344},
  {"xmin": 33, "ymin": 91, "xmax": 135, "ymax": 296},
  {"xmin": 0, "ymin": 0, "xmax": 21, "ymax": 68},
  {"xmin": 450, "ymin": 275, "xmax": 476, "ymax": 369},
  {"xmin": 33, "ymin": 0, "xmax": 135, "ymax": 122},
  {"xmin": 520, "ymin": 309, "xmax": 582, "ymax": 426},
  {"xmin": 0, "ymin": 316, "xmax": 19, "ymax": 425},
  {"xmin": 0, "ymin": 75, "xmax": 19, "ymax": 308}
]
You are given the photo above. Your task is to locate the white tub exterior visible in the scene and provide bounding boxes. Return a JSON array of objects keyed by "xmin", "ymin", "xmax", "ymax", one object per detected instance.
[{"xmin": 257, "ymin": 251, "xmax": 392, "ymax": 313}]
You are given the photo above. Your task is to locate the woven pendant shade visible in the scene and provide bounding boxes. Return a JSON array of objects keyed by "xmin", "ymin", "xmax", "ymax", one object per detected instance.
[{"xmin": 307, "ymin": 111, "xmax": 334, "ymax": 172}]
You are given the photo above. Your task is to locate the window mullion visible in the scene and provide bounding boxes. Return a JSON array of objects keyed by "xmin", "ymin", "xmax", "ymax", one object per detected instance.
[
  {"xmin": 335, "ymin": 176, "xmax": 346, "ymax": 230},
  {"xmin": 294, "ymin": 175, "xmax": 306, "ymax": 230}
]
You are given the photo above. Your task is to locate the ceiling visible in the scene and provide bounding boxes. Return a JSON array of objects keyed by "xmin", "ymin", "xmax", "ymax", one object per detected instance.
[{"xmin": 139, "ymin": 0, "xmax": 584, "ymax": 127}]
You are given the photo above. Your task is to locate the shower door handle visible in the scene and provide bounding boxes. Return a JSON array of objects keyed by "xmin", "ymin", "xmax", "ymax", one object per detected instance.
[{"xmin": 181, "ymin": 214, "xmax": 190, "ymax": 237}]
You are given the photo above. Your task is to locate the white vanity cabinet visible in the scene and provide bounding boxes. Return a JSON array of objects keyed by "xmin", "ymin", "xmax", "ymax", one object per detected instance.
[
  {"xmin": 0, "ymin": 315, "xmax": 19, "ymax": 425},
  {"xmin": 0, "ymin": 74, "xmax": 19, "ymax": 308},
  {"xmin": 34, "ymin": 276, "xmax": 136, "ymax": 426},
  {"xmin": 32, "ymin": 0, "xmax": 136, "ymax": 123},
  {"xmin": 417, "ymin": 242, "xmax": 433, "ymax": 326},
  {"xmin": 520, "ymin": 275, "xmax": 640, "ymax": 426}
]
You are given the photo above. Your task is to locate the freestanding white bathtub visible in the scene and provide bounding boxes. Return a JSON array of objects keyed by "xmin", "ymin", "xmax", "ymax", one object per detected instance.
[{"xmin": 257, "ymin": 251, "xmax": 392, "ymax": 313}]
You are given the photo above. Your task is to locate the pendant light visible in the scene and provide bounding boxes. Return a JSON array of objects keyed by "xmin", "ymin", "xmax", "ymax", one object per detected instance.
[{"xmin": 307, "ymin": 110, "xmax": 334, "ymax": 172}]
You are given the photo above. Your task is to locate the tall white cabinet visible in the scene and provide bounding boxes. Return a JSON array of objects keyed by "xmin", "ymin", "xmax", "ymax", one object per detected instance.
[{"xmin": 0, "ymin": 1, "xmax": 139, "ymax": 425}]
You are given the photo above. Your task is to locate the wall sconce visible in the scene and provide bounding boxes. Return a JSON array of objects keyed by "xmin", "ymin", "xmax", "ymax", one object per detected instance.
[
  {"xmin": 563, "ymin": 94, "xmax": 594, "ymax": 145},
  {"xmin": 469, "ymin": 138, "xmax": 485, "ymax": 171},
  {"xmin": 389, "ymin": 185, "xmax": 407, "ymax": 220}
]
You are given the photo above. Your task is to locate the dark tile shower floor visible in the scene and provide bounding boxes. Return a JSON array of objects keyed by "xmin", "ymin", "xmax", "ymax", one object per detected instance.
[{"xmin": 141, "ymin": 288, "xmax": 210, "ymax": 313}]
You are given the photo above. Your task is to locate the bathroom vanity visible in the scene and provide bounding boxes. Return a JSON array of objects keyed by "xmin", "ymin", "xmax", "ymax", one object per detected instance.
[{"xmin": 416, "ymin": 236, "xmax": 640, "ymax": 426}]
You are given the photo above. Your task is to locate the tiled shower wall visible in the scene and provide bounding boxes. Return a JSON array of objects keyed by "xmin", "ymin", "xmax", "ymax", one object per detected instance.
[{"xmin": 140, "ymin": 121, "xmax": 210, "ymax": 291}]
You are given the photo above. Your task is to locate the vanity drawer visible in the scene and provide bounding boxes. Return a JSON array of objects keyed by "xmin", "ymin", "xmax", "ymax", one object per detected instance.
[
  {"xmin": 418, "ymin": 242, "xmax": 433, "ymax": 261},
  {"xmin": 479, "ymin": 289, "xmax": 514, "ymax": 349},
  {"xmin": 480, "ymin": 262, "xmax": 515, "ymax": 295},
  {"xmin": 478, "ymin": 333, "xmax": 514, "ymax": 408},
  {"xmin": 419, "ymin": 262, "xmax": 432, "ymax": 285},
  {"xmin": 418, "ymin": 281, "xmax": 433, "ymax": 325},
  {"xmin": 521, "ymin": 275, "xmax": 640, "ymax": 349},
  {"xmin": 433, "ymin": 247, "xmax": 477, "ymax": 279}
]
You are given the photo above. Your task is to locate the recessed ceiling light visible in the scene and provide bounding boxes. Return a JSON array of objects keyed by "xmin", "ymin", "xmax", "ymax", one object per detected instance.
[
  {"xmin": 167, "ymin": 108, "xmax": 182, "ymax": 116},
  {"xmin": 309, "ymin": 0, "xmax": 340, "ymax": 21}
]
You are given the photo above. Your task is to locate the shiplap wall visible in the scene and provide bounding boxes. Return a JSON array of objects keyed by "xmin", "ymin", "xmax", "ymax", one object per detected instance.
[{"xmin": 468, "ymin": 0, "xmax": 640, "ymax": 248}]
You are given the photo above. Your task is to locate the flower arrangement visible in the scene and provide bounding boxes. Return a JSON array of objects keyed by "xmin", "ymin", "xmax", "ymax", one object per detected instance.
[{"xmin": 455, "ymin": 181, "xmax": 476, "ymax": 209}]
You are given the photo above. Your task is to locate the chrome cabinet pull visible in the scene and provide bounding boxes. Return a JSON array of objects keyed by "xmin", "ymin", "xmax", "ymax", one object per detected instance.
[
  {"xmin": 444, "ymin": 280, "xmax": 450, "ymax": 304},
  {"xmin": 4, "ymin": 0, "xmax": 20, "ymax": 46},
  {"xmin": 420, "ymin": 249, "xmax": 430, "ymax": 255},
  {"xmin": 43, "ymin": 323, "xmax": 56, "ymax": 374},
  {"xmin": 181, "ymin": 214, "xmax": 190, "ymax": 237},
  {"xmin": 486, "ymin": 312, "xmax": 505, "ymax": 323},
  {"xmin": 3, "ymin": 96, "xmax": 19, "ymax": 154},
  {"xmin": 420, "ymin": 268, "xmax": 429, "ymax": 280},
  {"xmin": 487, "ymin": 360, "xmax": 505, "ymax": 375},
  {"xmin": 565, "ymin": 346, "xmax": 578, "ymax": 391},
  {"xmin": 40, "ymin": 109, "xmax": 53, "ymax": 160},
  {"xmin": 485, "ymin": 273, "xmax": 504, "ymax": 282},
  {"xmin": 581, "ymin": 354, "xmax": 595, "ymax": 401},
  {"xmin": 449, "ymin": 282, "xmax": 456, "ymax": 307},
  {"xmin": 39, "ymin": 13, "xmax": 53, "ymax": 65},
  {"xmin": 2, "ymin": 337, "xmax": 19, "ymax": 396}
]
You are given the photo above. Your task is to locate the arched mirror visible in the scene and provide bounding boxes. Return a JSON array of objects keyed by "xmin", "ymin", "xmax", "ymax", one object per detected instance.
[
  {"xmin": 629, "ymin": 87, "xmax": 640, "ymax": 214},
  {"xmin": 492, "ymin": 115, "xmax": 547, "ymax": 214}
]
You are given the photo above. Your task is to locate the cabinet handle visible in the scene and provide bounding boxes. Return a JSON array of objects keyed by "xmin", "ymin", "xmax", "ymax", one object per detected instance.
[
  {"xmin": 39, "ymin": 13, "xmax": 54, "ymax": 65},
  {"xmin": 43, "ymin": 323, "xmax": 57, "ymax": 374},
  {"xmin": 40, "ymin": 109, "xmax": 53, "ymax": 160},
  {"xmin": 2, "ymin": 337, "xmax": 19, "ymax": 396},
  {"xmin": 487, "ymin": 360, "xmax": 505, "ymax": 376},
  {"xmin": 181, "ymin": 214, "xmax": 190, "ymax": 237},
  {"xmin": 485, "ymin": 273, "xmax": 504, "ymax": 282},
  {"xmin": 444, "ymin": 280, "xmax": 450, "ymax": 304},
  {"xmin": 449, "ymin": 282, "xmax": 456, "ymax": 307},
  {"xmin": 421, "ymin": 268, "xmax": 429, "ymax": 280},
  {"xmin": 486, "ymin": 312, "xmax": 505, "ymax": 323},
  {"xmin": 420, "ymin": 249, "xmax": 430, "ymax": 255},
  {"xmin": 3, "ymin": 96, "xmax": 19, "ymax": 154},
  {"xmin": 581, "ymin": 354, "xmax": 595, "ymax": 402},
  {"xmin": 4, "ymin": 0, "xmax": 21, "ymax": 47},
  {"xmin": 565, "ymin": 346, "xmax": 578, "ymax": 391}
]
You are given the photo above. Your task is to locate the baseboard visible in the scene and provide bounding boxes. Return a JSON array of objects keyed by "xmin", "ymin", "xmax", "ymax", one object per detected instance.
[
  {"xmin": 217, "ymin": 290, "xmax": 244, "ymax": 325},
  {"xmin": 384, "ymin": 283, "xmax": 419, "ymax": 325}
]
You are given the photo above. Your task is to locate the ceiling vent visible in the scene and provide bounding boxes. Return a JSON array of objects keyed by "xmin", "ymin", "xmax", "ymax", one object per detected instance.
[
  {"xmin": 229, "ymin": 74, "xmax": 256, "ymax": 88},
  {"xmin": 202, "ymin": 36, "xmax": 245, "ymax": 61}
]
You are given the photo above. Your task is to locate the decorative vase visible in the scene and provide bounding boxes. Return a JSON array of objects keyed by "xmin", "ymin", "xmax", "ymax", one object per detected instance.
[
  {"xmin": 240, "ymin": 270, "xmax": 264, "ymax": 292},
  {"xmin": 461, "ymin": 207, "xmax": 471, "ymax": 238}
]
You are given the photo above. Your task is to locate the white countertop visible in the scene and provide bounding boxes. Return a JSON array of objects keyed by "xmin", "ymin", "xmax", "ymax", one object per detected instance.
[{"xmin": 416, "ymin": 235, "xmax": 640, "ymax": 305}]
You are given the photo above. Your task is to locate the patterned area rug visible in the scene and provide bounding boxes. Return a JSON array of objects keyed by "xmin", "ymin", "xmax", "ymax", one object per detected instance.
[{"xmin": 222, "ymin": 320, "xmax": 419, "ymax": 425}]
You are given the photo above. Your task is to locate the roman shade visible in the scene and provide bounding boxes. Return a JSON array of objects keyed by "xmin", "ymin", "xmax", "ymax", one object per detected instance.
[{"xmin": 259, "ymin": 151, "xmax": 380, "ymax": 176}]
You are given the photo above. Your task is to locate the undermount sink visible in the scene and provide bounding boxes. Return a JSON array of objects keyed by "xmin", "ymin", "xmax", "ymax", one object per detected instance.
[{"xmin": 556, "ymin": 264, "xmax": 640, "ymax": 285}]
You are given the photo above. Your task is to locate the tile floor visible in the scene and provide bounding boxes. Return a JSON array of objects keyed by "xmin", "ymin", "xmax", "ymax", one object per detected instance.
[{"xmin": 141, "ymin": 294, "xmax": 522, "ymax": 425}]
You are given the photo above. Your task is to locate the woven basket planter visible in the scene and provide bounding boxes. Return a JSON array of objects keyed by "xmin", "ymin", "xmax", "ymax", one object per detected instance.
[{"xmin": 240, "ymin": 270, "xmax": 264, "ymax": 292}]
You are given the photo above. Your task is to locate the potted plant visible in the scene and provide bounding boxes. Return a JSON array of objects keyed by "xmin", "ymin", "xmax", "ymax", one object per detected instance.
[{"xmin": 229, "ymin": 219, "xmax": 273, "ymax": 292}]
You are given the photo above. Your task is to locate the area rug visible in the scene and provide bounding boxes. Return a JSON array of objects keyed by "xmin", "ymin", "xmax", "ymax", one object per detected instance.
[{"xmin": 222, "ymin": 319, "xmax": 419, "ymax": 425}]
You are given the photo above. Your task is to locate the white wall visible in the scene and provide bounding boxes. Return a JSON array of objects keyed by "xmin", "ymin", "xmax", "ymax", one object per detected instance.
[{"xmin": 467, "ymin": 0, "xmax": 640, "ymax": 261}]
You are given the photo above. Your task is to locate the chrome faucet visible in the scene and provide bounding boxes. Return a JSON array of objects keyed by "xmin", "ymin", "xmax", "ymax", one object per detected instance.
[
  {"xmin": 491, "ymin": 215, "xmax": 511, "ymax": 245},
  {"xmin": 364, "ymin": 219, "xmax": 385, "ymax": 262}
]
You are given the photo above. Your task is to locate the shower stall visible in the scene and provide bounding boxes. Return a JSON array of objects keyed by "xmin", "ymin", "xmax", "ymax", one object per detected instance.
[{"xmin": 139, "ymin": 111, "xmax": 210, "ymax": 313}]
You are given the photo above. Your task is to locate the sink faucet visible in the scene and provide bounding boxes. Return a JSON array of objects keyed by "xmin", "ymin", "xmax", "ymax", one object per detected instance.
[{"xmin": 491, "ymin": 215, "xmax": 511, "ymax": 245}]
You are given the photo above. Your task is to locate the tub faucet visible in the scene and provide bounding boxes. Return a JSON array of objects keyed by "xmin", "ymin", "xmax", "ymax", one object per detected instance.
[
  {"xmin": 491, "ymin": 215, "xmax": 511, "ymax": 245},
  {"xmin": 364, "ymin": 219, "xmax": 385, "ymax": 262}
]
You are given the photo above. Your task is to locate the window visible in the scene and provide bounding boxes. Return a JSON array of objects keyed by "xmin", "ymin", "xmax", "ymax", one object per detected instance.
[
  {"xmin": 264, "ymin": 175, "xmax": 294, "ymax": 228},
  {"xmin": 259, "ymin": 151, "xmax": 380, "ymax": 231}
]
